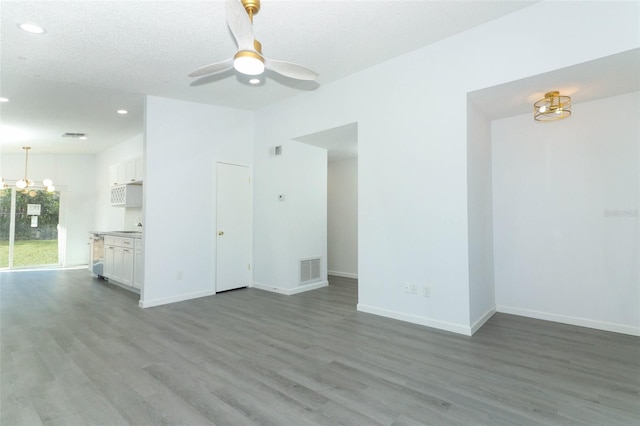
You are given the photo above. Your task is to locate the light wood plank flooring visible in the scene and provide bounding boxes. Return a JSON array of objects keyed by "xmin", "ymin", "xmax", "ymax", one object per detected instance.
[{"xmin": 1, "ymin": 270, "xmax": 639, "ymax": 425}]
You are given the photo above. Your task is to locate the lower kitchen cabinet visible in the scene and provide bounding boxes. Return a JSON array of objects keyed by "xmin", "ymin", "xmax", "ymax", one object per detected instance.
[
  {"xmin": 133, "ymin": 239, "xmax": 144, "ymax": 290},
  {"xmin": 104, "ymin": 243, "xmax": 115, "ymax": 278},
  {"xmin": 121, "ymin": 246, "xmax": 134, "ymax": 286},
  {"xmin": 103, "ymin": 235, "xmax": 140, "ymax": 292}
]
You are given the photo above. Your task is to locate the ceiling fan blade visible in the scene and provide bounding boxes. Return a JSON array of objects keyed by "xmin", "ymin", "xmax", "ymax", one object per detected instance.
[
  {"xmin": 225, "ymin": 0, "xmax": 255, "ymax": 51},
  {"xmin": 188, "ymin": 58, "xmax": 234, "ymax": 77},
  {"xmin": 264, "ymin": 58, "xmax": 318, "ymax": 81}
]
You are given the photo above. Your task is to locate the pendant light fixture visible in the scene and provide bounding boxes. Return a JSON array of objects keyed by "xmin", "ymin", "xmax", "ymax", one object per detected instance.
[
  {"xmin": 534, "ymin": 91, "xmax": 571, "ymax": 122},
  {"xmin": 0, "ymin": 146, "xmax": 55, "ymax": 193}
]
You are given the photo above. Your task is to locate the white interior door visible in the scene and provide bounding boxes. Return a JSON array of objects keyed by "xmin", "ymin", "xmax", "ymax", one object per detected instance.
[{"xmin": 216, "ymin": 163, "xmax": 251, "ymax": 292}]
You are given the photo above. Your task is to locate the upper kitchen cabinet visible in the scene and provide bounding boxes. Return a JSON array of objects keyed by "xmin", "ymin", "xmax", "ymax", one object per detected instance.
[
  {"xmin": 126, "ymin": 158, "xmax": 144, "ymax": 183},
  {"xmin": 110, "ymin": 157, "xmax": 144, "ymax": 186},
  {"xmin": 109, "ymin": 163, "xmax": 126, "ymax": 186}
]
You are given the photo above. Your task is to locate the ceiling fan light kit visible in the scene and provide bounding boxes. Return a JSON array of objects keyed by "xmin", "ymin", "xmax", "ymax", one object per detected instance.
[
  {"xmin": 189, "ymin": 0, "xmax": 317, "ymax": 82},
  {"xmin": 234, "ymin": 50, "xmax": 265, "ymax": 75}
]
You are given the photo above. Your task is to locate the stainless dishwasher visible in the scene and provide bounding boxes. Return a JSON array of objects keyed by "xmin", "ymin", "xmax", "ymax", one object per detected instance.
[{"xmin": 90, "ymin": 233, "xmax": 105, "ymax": 277}]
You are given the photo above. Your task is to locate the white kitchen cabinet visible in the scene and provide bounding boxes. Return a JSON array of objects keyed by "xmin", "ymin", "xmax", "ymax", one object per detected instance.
[
  {"xmin": 103, "ymin": 236, "xmax": 137, "ymax": 290},
  {"xmin": 112, "ymin": 246, "xmax": 124, "ymax": 281},
  {"xmin": 134, "ymin": 158, "xmax": 144, "ymax": 181},
  {"xmin": 121, "ymin": 246, "xmax": 134, "ymax": 286},
  {"xmin": 109, "ymin": 165, "xmax": 117, "ymax": 187},
  {"xmin": 104, "ymin": 244, "xmax": 115, "ymax": 278},
  {"xmin": 133, "ymin": 239, "xmax": 144, "ymax": 290},
  {"xmin": 110, "ymin": 157, "xmax": 144, "ymax": 186},
  {"xmin": 125, "ymin": 157, "xmax": 144, "ymax": 183},
  {"xmin": 109, "ymin": 163, "xmax": 127, "ymax": 187}
]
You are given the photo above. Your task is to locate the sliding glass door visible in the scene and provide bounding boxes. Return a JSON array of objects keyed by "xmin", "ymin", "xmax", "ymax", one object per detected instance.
[
  {"xmin": 0, "ymin": 189, "xmax": 11, "ymax": 268},
  {"xmin": 0, "ymin": 188, "xmax": 61, "ymax": 269}
]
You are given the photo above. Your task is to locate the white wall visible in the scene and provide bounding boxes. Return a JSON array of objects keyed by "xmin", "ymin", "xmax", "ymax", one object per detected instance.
[
  {"xmin": 467, "ymin": 101, "xmax": 495, "ymax": 332},
  {"xmin": 253, "ymin": 140, "xmax": 328, "ymax": 294},
  {"xmin": 253, "ymin": 1, "xmax": 639, "ymax": 335},
  {"xmin": 0, "ymin": 153, "xmax": 96, "ymax": 266},
  {"xmin": 327, "ymin": 158, "xmax": 358, "ymax": 279},
  {"xmin": 94, "ymin": 133, "xmax": 143, "ymax": 231},
  {"xmin": 492, "ymin": 92, "xmax": 640, "ymax": 335},
  {"xmin": 142, "ymin": 96, "xmax": 253, "ymax": 307}
]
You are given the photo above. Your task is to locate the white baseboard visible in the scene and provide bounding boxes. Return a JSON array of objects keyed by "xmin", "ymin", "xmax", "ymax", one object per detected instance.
[
  {"xmin": 252, "ymin": 281, "xmax": 328, "ymax": 295},
  {"xmin": 2, "ymin": 264, "xmax": 89, "ymax": 273},
  {"xmin": 496, "ymin": 305, "xmax": 640, "ymax": 336},
  {"xmin": 357, "ymin": 304, "xmax": 472, "ymax": 336},
  {"xmin": 328, "ymin": 271, "xmax": 358, "ymax": 279},
  {"xmin": 470, "ymin": 307, "xmax": 496, "ymax": 335},
  {"xmin": 108, "ymin": 279, "xmax": 140, "ymax": 295},
  {"xmin": 139, "ymin": 289, "xmax": 215, "ymax": 308}
]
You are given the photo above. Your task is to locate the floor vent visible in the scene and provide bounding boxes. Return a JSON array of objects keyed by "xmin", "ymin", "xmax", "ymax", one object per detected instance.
[{"xmin": 300, "ymin": 257, "xmax": 321, "ymax": 284}]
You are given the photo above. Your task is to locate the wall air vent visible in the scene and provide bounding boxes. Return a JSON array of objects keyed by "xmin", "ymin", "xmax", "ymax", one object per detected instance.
[
  {"xmin": 62, "ymin": 132, "xmax": 86, "ymax": 138},
  {"xmin": 299, "ymin": 257, "xmax": 321, "ymax": 284}
]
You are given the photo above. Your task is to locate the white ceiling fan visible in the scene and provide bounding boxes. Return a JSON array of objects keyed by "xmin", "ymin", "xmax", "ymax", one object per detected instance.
[{"xmin": 189, "ymin": 0, "xmax": 318, "ymax": 81}]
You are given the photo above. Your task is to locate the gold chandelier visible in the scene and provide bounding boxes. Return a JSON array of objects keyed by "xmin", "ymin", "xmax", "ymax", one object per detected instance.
[
  {"xmin": 0, "ymin": 146, "xmax": 55, "ymax": 194},
  {"xmin": 534, "ymin": 91, "xmax": 571, "ymax": 122}
]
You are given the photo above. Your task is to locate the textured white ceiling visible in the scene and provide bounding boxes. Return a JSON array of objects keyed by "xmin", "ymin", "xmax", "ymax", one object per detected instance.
[{"xmin": 0, "ymin": 0, "xmax": 539, "ymax": 154}]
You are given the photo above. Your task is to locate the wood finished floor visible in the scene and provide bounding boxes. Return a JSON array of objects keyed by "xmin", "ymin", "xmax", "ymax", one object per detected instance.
[{"xmin": 1, "ymin": 271, "xmax": 639, "ymax": 426}]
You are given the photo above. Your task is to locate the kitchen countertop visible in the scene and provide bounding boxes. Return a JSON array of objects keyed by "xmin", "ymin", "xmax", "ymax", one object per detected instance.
[{"xmin": 91, "ymin": 231, "xmax": 143, "ymax": 238}]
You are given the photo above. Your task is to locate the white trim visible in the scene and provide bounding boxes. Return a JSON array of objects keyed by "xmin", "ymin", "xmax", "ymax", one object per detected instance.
[
  {"xmin": 470, "ymin": 307, "xmax": 496, "ymax": 335},
  {"xmin": 357, "ymin": 304, "xmax": 472, "ymax": 336},
  {"xmin": 496, "ymin": 305, "xmax": 640, "ymax": 337},
  {"xmin": 107, "ymin": 279, "xmax": 141, "ymax": 294},
  {"xmin": 328, "ymin": 270, "xmax": 358, "ymax": 279},
  {"xmin": 252, "ymin": 280, "xmax": 328, "ymax": 295},
  {"xmin": 0, "ymin": 264, "xmax": 88, "ymax": 273},
  {"xmin": 139, "ymin": 289, "xmax": 215, "ymax": 308}
]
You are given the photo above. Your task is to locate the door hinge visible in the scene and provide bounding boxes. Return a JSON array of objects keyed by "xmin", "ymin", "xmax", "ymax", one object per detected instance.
[{"xmin": 248, "ymin": 263, "xmax": 251, "ymax": 270}]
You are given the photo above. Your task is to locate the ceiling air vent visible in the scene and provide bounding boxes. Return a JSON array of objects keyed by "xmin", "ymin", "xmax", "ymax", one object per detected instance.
[
  {"xmin": 300, "ymin": 257, "xmax": 321, "ymax": 285},
  {"xmin": 62, "ymin": 132, "xmax": 86, "ymax": 138}
]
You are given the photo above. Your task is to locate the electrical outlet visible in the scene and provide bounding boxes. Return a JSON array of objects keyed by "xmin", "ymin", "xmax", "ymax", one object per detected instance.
[
  {"xmin": 423, "ymin": 286, "xmax": 431, "ymax": 297},
  {"xmin": 404, "ymin": 283, "xmax": 417, "ymax": 294}
]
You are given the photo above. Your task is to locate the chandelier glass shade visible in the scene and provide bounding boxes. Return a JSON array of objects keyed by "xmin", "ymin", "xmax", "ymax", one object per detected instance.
[
  {"xmin": 534, "ymin": 91, "xmax": 571, "ymax": 122},
  {"xmin": 1, "ymin": 146, "xmax": 55, "ymax": 193}
]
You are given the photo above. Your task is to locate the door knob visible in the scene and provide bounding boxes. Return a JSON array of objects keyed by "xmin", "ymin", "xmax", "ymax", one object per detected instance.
[{"xmin": 218, "ymin": 231, "xmax": 224, "ymax": 236}]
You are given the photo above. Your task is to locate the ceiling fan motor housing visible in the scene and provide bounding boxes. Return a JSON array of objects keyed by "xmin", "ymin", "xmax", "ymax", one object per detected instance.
[{"xmin": 241, "ymin": 0, "xmax": 260, "ymax": 17}]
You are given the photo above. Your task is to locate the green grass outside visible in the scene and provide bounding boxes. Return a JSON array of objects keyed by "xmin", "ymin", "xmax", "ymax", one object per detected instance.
[{"xmin": 0, "ymin": 240, "xmax": 59, "ymax": 268}]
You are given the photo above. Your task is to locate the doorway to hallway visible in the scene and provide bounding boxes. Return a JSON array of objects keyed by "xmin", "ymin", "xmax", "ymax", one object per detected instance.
[{"xmin": 294, "ymin": 122, "xmax": 359, "ymax": 288}]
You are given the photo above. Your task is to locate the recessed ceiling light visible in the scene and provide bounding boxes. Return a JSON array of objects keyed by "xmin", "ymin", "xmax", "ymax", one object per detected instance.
[
  {"xmin": 19, "ymin": 23, "xmax": 45, "ymax": 34},
  {"xmin": 249, "ymin": 78, "xmax": 261, "ymax": 85},
  {"xmin": 117, "ymin": 109, "xmax": 128, "ymax": 115},
  {"xmin": 0, "ymin": 97, "xmax": 9, "ymax": 103},
  {"xmin": 79, "ymin": 136, "xmax": 88, "ymax": 140}
]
